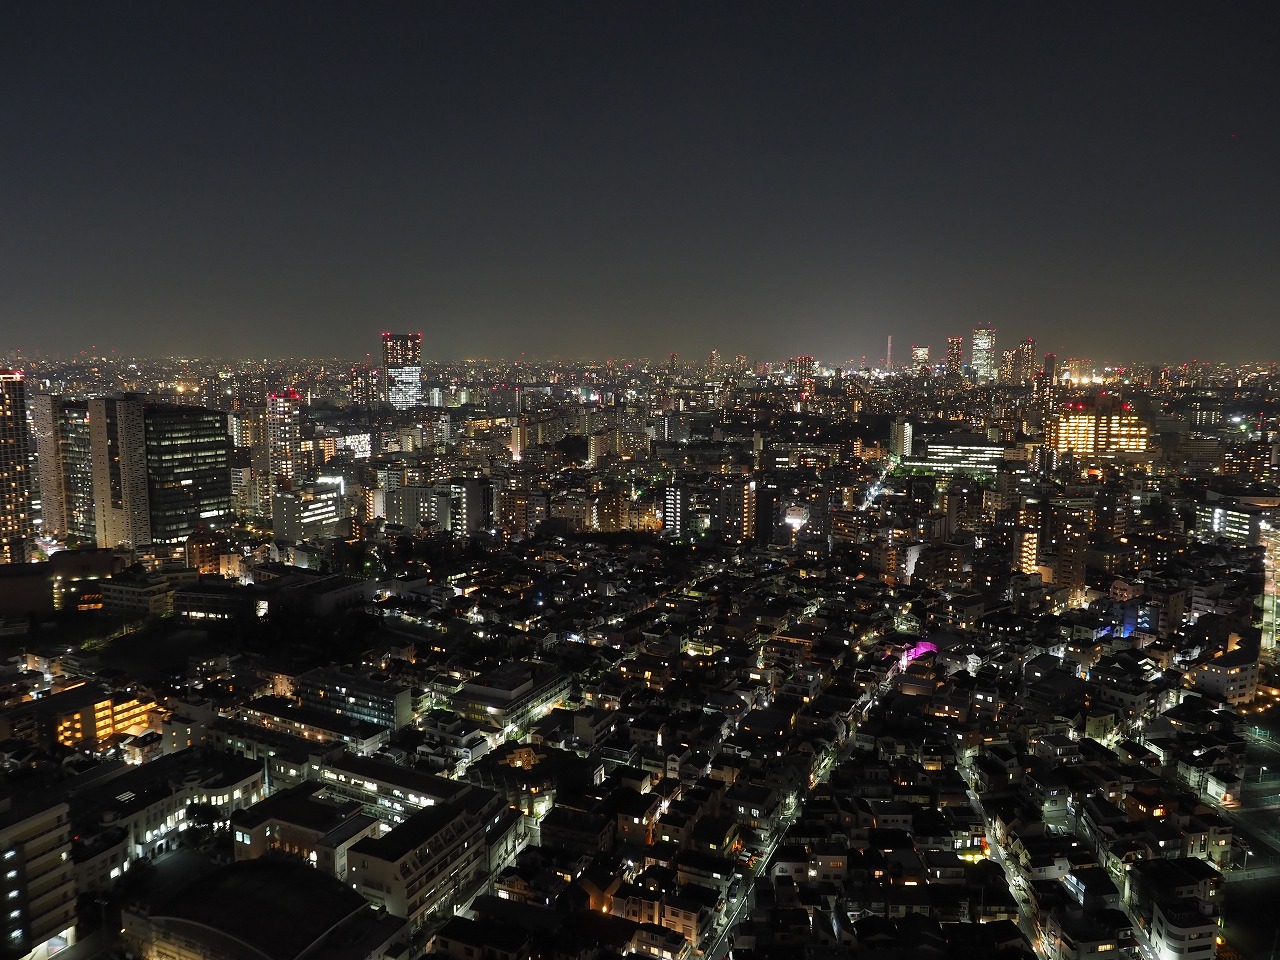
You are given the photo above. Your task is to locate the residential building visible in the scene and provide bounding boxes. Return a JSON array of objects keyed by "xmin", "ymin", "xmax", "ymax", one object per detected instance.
[
  {"xmin": 0, "ymin": 372, "xmax": 34, "ymax": 564},
  {"xmin": 0, "ymin": 799, "xmax": 75, "ymax": 960}
]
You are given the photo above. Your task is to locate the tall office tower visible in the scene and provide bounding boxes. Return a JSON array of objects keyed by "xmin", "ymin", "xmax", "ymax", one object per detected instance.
[
  {"xmin": 970, "ymin": 327, "xmax": 997, "ymax": 381},
  {"xmin": 89, "ymin": 396, "xmax": 150, "ymax": 548},
  {"xmin": 381, "ymin": 332, "xmax": 423, "ymax": 408},
  {"xmin": 946, "ymin": 337, "xmax": 964, "ymax": 377},
  {"xmin": 885, "ymin": 336, "xmax": 892, "ymax": 370},
  {"xmin": 0, "ymin": 371, "xmax": 35, "ymax": 563},
  {"xmin": 30, "ymin": 395, "xmax": 96, "ymax": 541},
  {"xmin": 266, "ymin": 388, "xmax": 303, "ymax": 496},
  {"xmin": 910, "ymin": 345, "xmax": 930, "ymax": 373},
  {"xmin": 143, "ymin": 403, "xmax": 232, "ymax": 544},
  {"xmin": 1014, "ymin": 337, "xmax": 1037, "ymax": 385},
  {"xmin": 90, "ymin": 397, "xmax": 231, "ymax": 547}
]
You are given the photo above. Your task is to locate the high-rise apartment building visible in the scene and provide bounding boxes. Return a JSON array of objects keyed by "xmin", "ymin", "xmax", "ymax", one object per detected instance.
[
  {"xmin": 0, "ymin": 371, "xmax": 34, "ymax": 564},
  {"xmin": 1042, "ymin": 353, "xmax": 1058, "ymax": 382},
  {"xmin": 890, "ymin": 417, "xmax": 914, "ymax": 458},
  {"xmin": 1014, "ymin": 337, "xmax": 1037, "ymax": 386},
  {"xmin": 439, "ymin": 478, "xmax": 492, "ymax": 535},
  {"xmin": 30, "ymin": 395, "xmax": 96, "ymax": 541},
  {"xmin": 945, "ymin": 337, "xmax": 964, "ymax": 377},
  {"xmin": 382, "ymin": 333, "xmax": 423, "ymax": 409},
  {"xmin": 1044, "ymin": 396, "xmax": 1149, "ymax": 457},
  {"xmin": 90, "ymin": 397, "xmax": 232, "ymax": 548},
  {"xmin": 970, "ymin": 327, "xmax": 997, "ymax": 381},
  {"xmin": 711, "ymin": 477, "xmax": 757, "ymax": 543},
  {"xmin": 662, "ymin": 483, "xmax": 691, "ymax": 539},
  {"xmin": 1036, "ymin": 352, "xmax": 1059, "ymax": 404},
  {"xmin": 348, "ymin": 364, "xmax": 382, "ymax": 411},
  {"xmin": 1, "ymin": 800, "xmax": 76, "ymax": 960},
  {"xmin": 510, "ymin": 418, "xmax": 529, "ymax": 461},
  {"xmin": 786, "ymin": 356, "xmax": 817, "ymax": 383},
  {"xmin": 998, "ymin": 349, "xmax": 1017, "ymax": 384},
  {"xmin": 266, "ymin": 389, "xmax": 303, "ymax": 495}
]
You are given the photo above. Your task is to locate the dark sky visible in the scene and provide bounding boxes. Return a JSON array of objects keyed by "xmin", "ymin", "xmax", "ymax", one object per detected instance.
[{"xmin": 2, "ymin": 2, "xmax": 1275, "ymax": 363}]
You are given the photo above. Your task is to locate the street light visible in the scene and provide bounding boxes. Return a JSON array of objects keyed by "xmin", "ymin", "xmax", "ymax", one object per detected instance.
[{"xmin": 1262, "ymin": 765, "xmax": 1269, "ymax": 783}]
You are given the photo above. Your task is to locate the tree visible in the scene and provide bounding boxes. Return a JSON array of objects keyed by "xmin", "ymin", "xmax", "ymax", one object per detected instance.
[
  {"xmin": 555, "ymin": 434, "xmax": 589, "ymax": 464},
  {"xmin": 187, "ymin": 802, "xmax": 220, "ymax": 830}
]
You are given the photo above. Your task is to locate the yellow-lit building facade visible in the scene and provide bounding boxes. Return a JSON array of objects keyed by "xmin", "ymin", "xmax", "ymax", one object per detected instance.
[
  {"xmin": 1045, "ymin": 397, "xmax": 1148, "ymax": 456},
  {"xmin": 54, "ymin": 692, "xmax": 159, "ymax": 748}
]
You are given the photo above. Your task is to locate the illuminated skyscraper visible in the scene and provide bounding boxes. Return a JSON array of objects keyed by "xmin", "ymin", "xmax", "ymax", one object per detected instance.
[
  {"xmin": 1014, "ymin": 337, "xmax": 1037, "ymax": 385},
  {"xmin": 910, "ymin": 345, "xmax": 930, "ymax": 374},
  {"xmin": 30, "ymin": 395, "xmax": 95, "ymax": 541},
  {"xmin": 946, "ymin": 337, "xmax": 964, "ymax": 377},
  {"xmin": 143, "ymin": 403, "xmax": 232, "ymax": 543},
  {"xmin": 90, "ymin": 396, "xmax": 150, "ymax": 548},
  {"xmin": 348, "ymin": 364, "xmax": 381, "ymax": 411},
  {"xmin": 266, "ymin": 389, "xmax": 303, "ymax": 493},
  {"xmin": 998, "ymin": 349, "xmax": 1016, "ymax": 384},
  {"xmin": 0, "ymin": 371, "xmax": 34, "ymax": 563},
  {"xmin": 90, "ymin": 396, "xmax": 231, "ymax": 547},
  {"xmin": 970, "ymin": 327, "xmax": 996, "ymax": 381},
  {"xmin": 382, "ymin": 333, "xmax": 423, "ymax": 408}
]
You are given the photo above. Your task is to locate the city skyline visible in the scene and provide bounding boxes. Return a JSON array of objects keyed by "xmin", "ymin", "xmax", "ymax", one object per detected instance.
[{"xmin": 2, "ymin": 4, "xmax": 1276, "ymax": 362}]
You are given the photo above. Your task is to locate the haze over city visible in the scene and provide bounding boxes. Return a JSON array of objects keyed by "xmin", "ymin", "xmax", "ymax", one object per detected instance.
[
  {"xmin": 4, "ymin": 9, "xmax": 1280, "ymax": 960},
  {"xmin": 3, "ymin": 3, "xmax": 1276, "ymax": 362}
]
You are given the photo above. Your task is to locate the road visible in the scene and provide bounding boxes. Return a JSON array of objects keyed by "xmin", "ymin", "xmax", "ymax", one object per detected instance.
[
  {"xmin": 704, "ymin": 881, "xmax": 753, "ymax": 960},
  {"xmin": 964, "ymin": 785, "xmax": 1043, "ymax": 953}
]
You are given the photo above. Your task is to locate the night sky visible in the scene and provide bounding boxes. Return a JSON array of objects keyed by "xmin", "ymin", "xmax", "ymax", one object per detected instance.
[{"xmin": 2, "ymin": 3, "xmax": 1275, "ymax": 363}]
